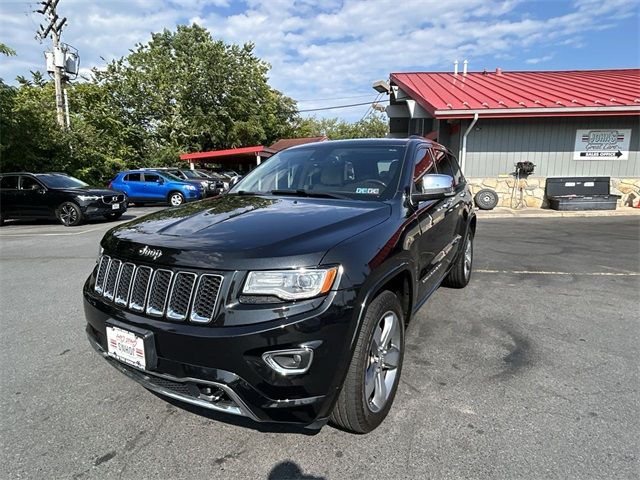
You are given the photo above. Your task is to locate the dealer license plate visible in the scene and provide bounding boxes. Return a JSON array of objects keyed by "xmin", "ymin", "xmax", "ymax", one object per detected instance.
[
  {"xmin": 112, "ymin": 204, "xmax": 120, "ymax": 210},
  {"xmin": 106, "ymin": 325, "xmax": 146, "ymax": 369}
]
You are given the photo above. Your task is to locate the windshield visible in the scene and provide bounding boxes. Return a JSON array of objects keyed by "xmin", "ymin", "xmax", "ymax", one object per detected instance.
[
  {"xmin": 230, "ymin": 144, "xmax": 405, "ymax": 201},
  {"xmin": 159, "ymin": 172, "xmax": 184, "ymax": 182},
  {"xmin": 37, "ymin": 174, "xmax": 89, "ymax": 189},
  {"xmin": 181, "ymin": 169, "xmax": 201, "ymax": 179}
]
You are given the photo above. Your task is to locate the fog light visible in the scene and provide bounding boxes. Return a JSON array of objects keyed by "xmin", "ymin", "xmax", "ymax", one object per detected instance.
[{"xmin": 262, "ymin": 348, "xmax": 314, "ymax": 375}]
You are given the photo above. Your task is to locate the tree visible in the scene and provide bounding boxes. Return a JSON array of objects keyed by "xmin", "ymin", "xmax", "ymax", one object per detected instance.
[
  {"xmin": 94, "ymin": 24, "xmax": 298, "ymax": 159},
  {"xmin": 293, "ymin": 113, "xmax": 389, "ymax": 140}
]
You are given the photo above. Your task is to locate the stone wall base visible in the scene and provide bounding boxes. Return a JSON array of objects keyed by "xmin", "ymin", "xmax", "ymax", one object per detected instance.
[{"xmin": 466, "ymin": 177, "xmax": 640, "ymax": 209}]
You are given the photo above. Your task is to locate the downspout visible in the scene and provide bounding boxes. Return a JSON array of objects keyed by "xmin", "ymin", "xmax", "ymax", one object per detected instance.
[{"xmin": 460, "ymin": 112, "xmax": 479, "ymax": 175}]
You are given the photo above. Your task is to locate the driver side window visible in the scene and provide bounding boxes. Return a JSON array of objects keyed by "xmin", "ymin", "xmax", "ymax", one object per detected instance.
[
  {"xmin": 413, "ymin": 148, "xmax": 435, "ymax": 193},
  {"xmin": 20, "ymin": 176, "xmax": 43, "ymax": 190}
]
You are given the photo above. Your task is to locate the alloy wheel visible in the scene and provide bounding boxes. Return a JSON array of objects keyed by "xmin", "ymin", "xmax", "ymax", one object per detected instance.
[
  {"xmin": 365, "ymin": 310, "xmax": 401, "ymax": 413},
  {"xmin": 60, "ymin": 204, "xmax": 78, "ymax": 226},
  {"xmin": 463, "ymin": 236, "xmax": 473, "ymax": 279}
]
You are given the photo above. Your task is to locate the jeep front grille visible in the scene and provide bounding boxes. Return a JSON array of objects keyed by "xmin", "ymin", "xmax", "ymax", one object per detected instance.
[{"xmin": 94, "ymin": 255, "xmax": 222, "ymax": 324}]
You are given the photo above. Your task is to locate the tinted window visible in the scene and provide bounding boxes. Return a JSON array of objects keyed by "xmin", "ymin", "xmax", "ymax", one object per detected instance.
[
  {"xmin": 37, "ymin": 174, "xmax": 87, "ymax": 188},
  {"xmin": 232, "ymin": 144, "xmax": 406, "ymax": 201},
  {"xmin": 413, "ymin": 148, "xmax": 436, "ymax": 192},
  {"xmin": 0, "ymin": 176, "xmax": 19, "ymax": 190},
  {"xmin": 20, "ymin": 176, "xmax": 44, "ymax": 190},
  {"xmin": 435, "ymin": 150, "xmax": 463, "ymax": 186},
  {"xmin": 144, "ymin": 173, "xmax": 160, "ymax": 183},
  {"xmin": 125, "ymin": 173, "xmax": 142, "ymax": 182}
]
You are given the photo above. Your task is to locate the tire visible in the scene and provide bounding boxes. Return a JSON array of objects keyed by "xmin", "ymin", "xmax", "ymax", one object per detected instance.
[
  {"xmin": 443, "ymin": 231, "xmax": 473, "ymax": 288},
  {"xmin": 56, "ymin": 201, "xmax": 83, "ymax": 227},
  {"xmin": 474, "ymin": 189, "xmax": 499, "ymax": 210},
  {"xmin": 168, "ymin": 192, "xmax": 185, "ymax": 206},
  {"xmin": 103, "ymin": 212, "xmax": 124, "ymax": 220},
  {"xmin": 330, "ymin": 290, "xmax": 405, "ymax": 433}
]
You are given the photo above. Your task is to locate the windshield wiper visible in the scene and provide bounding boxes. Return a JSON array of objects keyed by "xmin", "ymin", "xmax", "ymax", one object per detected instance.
[{"xmin": 270, "ymin": 189, "xmax": 347, "ymax": 200}]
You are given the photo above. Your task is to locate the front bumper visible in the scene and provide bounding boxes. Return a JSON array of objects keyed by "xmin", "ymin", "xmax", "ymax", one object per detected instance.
[
  {"xmin": 83, "ymin": 284, "xmax": 357, "ymax": 428},
  {"xmin": 81, "ymin": 201, "xmax": 128, "ymax": 218}
]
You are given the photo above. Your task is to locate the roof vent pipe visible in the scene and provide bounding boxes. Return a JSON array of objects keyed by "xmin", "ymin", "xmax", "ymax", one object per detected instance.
[
  {"xmin": 463, "ymin": 59, "xmax": 468, "ymax": 76},
  {"xmin": 454, "ymin": 60, "xmax": 459, "ymax": 76}
]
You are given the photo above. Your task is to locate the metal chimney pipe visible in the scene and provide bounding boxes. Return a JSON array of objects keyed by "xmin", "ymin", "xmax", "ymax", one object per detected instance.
[
  {"xmin": 463, "ymin": 59, "xmax": 468, "ymax": 76},
  {"xmin": 454, "ymin": 60, "xmax": 459, "ymax": 76}
]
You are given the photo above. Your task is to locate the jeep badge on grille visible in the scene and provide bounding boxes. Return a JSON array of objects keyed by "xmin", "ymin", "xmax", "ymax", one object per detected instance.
[{"xmin": 138, "ymin": 245, "xmax": 163, "ymax": 260}]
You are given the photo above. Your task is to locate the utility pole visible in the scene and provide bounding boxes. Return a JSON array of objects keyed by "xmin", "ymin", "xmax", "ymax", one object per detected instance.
[{"xmin": 36, "ymin": 0, "xmax": 68, "ymax": 128}]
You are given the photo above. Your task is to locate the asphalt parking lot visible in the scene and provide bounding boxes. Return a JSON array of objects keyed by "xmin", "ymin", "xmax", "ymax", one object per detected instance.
[{"xmin": 0, "ymin": 210, "xmax": 638, "ymax": 480}]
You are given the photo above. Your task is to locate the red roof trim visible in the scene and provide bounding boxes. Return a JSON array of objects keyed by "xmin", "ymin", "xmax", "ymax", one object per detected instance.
[{"xmin": 180, "ymin": 146, "xmax": 265, "ymax": 160}]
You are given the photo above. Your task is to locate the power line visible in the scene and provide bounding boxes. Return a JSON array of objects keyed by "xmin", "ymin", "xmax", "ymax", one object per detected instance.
[
  {"xmin": 296, "ymin": 93, "xmax": 380, "ymax": 103},
  {"xmin": 297, "ymin": 98, "xmax": 389, "ymax": 113}
]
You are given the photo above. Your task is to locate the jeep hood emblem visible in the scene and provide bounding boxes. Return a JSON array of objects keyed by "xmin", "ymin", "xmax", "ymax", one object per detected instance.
[{"xmin": 138, "ymin": 245, "xmax": 163, "ymax": 260}]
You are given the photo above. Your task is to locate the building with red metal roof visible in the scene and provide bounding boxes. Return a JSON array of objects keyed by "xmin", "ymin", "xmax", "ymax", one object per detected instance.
[{"xmin": 376, "ymin": 67, "xmax": 639, "ymax": 208}]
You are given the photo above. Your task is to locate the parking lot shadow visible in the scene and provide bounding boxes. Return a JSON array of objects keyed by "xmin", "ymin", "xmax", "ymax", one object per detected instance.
[
  {"xmin": 154, "ymin": 392, "xmax": 322, "ymax": 436},
  {"xmin": 268, "ymin": 461, "xmax": 326, "ymax": 480}
]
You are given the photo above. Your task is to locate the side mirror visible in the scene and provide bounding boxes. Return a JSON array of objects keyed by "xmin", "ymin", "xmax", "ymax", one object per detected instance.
[
  {"xmin": 156, "ymin": 178, "xmax": 164, "ymax": 185},
  {"xmin": 411, "ymin": 174, "xmax": 455, "ymax": 203}
]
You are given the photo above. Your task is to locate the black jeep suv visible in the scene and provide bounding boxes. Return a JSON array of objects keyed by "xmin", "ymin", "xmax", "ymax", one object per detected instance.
[
  {"xmin": 83, "ymin": 138, "xmax": 476, "ymax": 433},
  {"xmin": 0, "ymin": 172, "xmax": 127, "ymax": 226}
]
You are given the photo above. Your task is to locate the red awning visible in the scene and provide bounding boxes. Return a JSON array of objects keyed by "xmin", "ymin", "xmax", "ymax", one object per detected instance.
[{"xmin": 179, "ymin": 146, "xmax": 274, "ymax": 163}]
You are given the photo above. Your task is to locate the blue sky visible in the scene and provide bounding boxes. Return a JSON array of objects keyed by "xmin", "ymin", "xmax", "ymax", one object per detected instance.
[{"xmin": 1, "ymin": 0, "xmax": 638, "ymax": 121}]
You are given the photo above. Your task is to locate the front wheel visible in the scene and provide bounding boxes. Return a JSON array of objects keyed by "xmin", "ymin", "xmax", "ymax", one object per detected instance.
[
  {"xmin": 169, "ymin": 192, "xmax": 185, "ymax": 206},
  {"xmin": 330, "ymin": 290, "xmax": 405, "ymax": 433},
  {"xmin": 443, "ymin": 231, "xmax": 473, "ymax": 288},
  {"xmin": 56, "ymin": 202, "xmax": 83, "ymax": 227}
]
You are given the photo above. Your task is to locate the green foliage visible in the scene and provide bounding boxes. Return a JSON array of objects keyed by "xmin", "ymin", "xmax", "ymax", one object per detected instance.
[
  {"xmin": 293, "ymin": 113, "xmax": 389, "ymax": 140},
  {"xmin": 0, "ymin": 43, "xmax": 16, "ymax": 57},
  {"xmin": 0, "ymin": 25, "xmax": 388, "ymax": 185}
]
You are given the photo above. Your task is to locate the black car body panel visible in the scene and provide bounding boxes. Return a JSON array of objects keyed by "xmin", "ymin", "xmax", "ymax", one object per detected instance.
[
  {"xmin": 83, "ymin": 138, "xmax": 476, "ymax": 428},
  {"xmin": 0, "ymin": 172, "xmax": 128, "ymax": 223}
]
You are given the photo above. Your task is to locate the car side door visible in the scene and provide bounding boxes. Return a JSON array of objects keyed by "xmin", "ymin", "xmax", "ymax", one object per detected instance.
[
  {"xmin": 141, "ymin": 173, "xmax": 165, "ymax": 200},
  {"xmin": 0, "ymin": 175, "xmax": 20, "ymax": 218},
  {"xmin": 431, "ymin": 149, "xmax": 467, "ymax": 260},
  {"xmin": 18, "ymin": 175, "xmax": 49, "ymax": 217},
  {"xmin": 121, "ymin": 173, "xmax": 143, "ymax": 201},
  {"xmin": 411, "ymin": 146, "xmax": 451, "ymax": 300}
]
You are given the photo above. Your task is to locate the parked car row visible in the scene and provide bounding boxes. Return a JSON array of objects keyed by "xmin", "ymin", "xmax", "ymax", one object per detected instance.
[{"xmin": 0, "ymin": 166, "xmax": 240, "ymax": 227}]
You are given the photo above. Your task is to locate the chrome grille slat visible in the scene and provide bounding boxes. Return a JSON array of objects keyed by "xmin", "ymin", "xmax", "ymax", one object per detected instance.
[
  {"xmin": 103, "ymin": 259, "xmax": 122, "ymax": 301},
  {"xmin": 167, "ymin": 272, "xmax": 197, "ymax": 321},
  {"xmin": 114, "ymin": 263, "xmax": 136, "ymax": 306},
  {"xmin": 146, "ymin": 269, "xmax": 173, "ymax": 317},
  {"xmin": 191, "ymin": 274, "xmax": 223, "ymax": 323},
  {"xmin": 129, "ymin": 266, "xmax": 152, "ymax": 312},
  {"xmin": 94, "ymin": 255, "xmax": 111, "ymax": 294},
  {"xmin": 96, "ymin": 255, "xmax": 223, "ymax": 324}
]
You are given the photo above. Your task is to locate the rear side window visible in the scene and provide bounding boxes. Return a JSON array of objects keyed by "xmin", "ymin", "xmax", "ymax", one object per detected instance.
[
  {"xmin": 0, "ymin": 176, "xmax": 19, "ymax": 190},
  {"xmin": 125, "ymin": 173, "xmax": 142, "ymax": 182},
  {"xmin": 20, "ymin": 176, "xmax": 43, "ymax": 190}
]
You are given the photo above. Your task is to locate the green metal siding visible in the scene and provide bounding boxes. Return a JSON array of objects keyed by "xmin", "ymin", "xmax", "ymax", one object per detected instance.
[{"xmin": 461, "ymin": 116, "xmax": 640, "ymax": 178}]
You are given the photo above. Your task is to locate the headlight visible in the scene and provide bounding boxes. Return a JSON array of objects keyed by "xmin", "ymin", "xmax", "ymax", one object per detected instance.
[
  {"xmin": 243, "ymin": 267, "xmax": 339, "ymax": 300},
  {"xmin": 185, "ymin": 185, "xmax": 196, "ymax": 191},
  {"xmin": 78, "ymin": 195, "xmax": 100, "ymax": 201}
]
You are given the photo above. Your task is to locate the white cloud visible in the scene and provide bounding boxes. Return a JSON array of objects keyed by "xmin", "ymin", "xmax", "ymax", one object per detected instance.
[
  {"xmin": 0, "ymin": 0, "xmax": 637, "ymax": 120},
  {"xmin": 526, "ymin": 55, "xmax": 554, "ymax": 65}
]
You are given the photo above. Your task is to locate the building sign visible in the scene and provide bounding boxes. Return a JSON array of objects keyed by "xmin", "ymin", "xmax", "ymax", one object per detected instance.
[{"xmin": 573, "ymin": 129, "xmax": 631, "ymax": 160}]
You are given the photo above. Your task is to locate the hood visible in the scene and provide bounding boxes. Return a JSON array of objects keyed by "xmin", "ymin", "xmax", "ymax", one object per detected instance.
[
  {"xmin": 104, "ymin": 194, "xmax": 391, "ymax": 270},
  {"xmin": 58, "ymin": 187, "xmax": 123, "ymax": 196}
]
